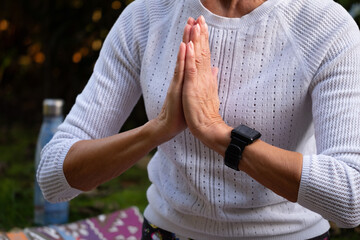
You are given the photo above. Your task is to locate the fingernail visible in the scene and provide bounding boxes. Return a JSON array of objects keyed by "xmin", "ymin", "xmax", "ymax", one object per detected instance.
[
  {"xmin": 179, "ymin": 41, "xmax": 185, "ymax": 49},
  {"xmin": 195, "ymin": 24, "xmax": 200, "ymax": 32},
  {"xmin": 188, "ymin": 41, "xmax": 194, "ymax": 51},
  {"xmin": 200, "ymin": 15, "xmax": 205, "ymax": 24}
]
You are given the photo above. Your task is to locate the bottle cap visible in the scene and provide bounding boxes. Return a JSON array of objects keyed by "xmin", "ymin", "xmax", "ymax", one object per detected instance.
[{"xmin": 43, "ymin": 99, "xmax": 64, "ymax": 117}]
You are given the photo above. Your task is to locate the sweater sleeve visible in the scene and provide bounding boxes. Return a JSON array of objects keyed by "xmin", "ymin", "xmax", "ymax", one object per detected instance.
[
  {"xmin": 37, "ymin": 0, "xmax": 149, "ymax": 203},
  {"xmin": 297, "ymin": 16, "xmax": 360, "ymax": 228}
]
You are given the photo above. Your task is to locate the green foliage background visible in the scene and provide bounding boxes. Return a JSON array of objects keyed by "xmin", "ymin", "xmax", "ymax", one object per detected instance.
[{"xmin": 0, "ymin": 0, "xmax": 360, "ymax": 238}]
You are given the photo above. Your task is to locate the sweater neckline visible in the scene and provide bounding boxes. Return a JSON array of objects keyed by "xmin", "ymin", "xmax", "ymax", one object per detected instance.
[{"xmin": 187, "ymin": 0, "xmax": 280, "ymax": 29}]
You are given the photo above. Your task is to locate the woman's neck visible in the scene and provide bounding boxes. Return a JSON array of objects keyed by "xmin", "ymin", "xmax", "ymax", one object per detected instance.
[{"xmin": 201, "ymin": 0, "xmax": 266, "ymax": 18}]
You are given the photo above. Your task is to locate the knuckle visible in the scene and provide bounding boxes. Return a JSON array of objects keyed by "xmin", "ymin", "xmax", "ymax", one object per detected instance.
[
  {"xmin": 201, "ymin": 46, "xmax": 210, "ymax": 56},
  {"xmin": 195, "ymin": 58, "xmax": 202, "ymax": 65},
  {"xmin": 186, "ymin": 66, "xmax": 197, "ymax": 76},
  {"xmin": 173, "ymin": 69, "xmax": 180, "ymax": 77}
]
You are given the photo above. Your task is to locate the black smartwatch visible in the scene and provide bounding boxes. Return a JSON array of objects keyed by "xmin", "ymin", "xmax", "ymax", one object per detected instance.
[{"xmin": 224, "ymin": 125, "xmax": 261, "ymax": 171}]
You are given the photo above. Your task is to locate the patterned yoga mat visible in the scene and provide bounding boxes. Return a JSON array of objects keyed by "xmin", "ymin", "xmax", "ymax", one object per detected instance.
[{"xmin": 0, "ymin": 207, "xmax": 143, "ymax": 240}]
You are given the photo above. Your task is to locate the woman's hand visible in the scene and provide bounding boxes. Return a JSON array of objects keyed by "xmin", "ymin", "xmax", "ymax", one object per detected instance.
[
  {"xmin": 153, "ymin": 42, "xmax": 187, "ymax": 142},
  {"xmin": 182, "ymin": 16, "xmax": 232, "ymax": 153},
  {"xmin": 152, "ymin": 17, "xmax": 198, "ymax": 142}
]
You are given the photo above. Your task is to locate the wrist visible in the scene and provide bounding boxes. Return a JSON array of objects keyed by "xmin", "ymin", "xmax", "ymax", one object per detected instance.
[
  {"xmin": 145, "ymin": 118, "xmax": 179, "ymax": 145},
  {"xmin": 224, "ymin": 125, "xmax": 262, "ymax": 171},
  {"xmin": 198, "ymin": 121, "xmax": 233, "ymax": 156}
]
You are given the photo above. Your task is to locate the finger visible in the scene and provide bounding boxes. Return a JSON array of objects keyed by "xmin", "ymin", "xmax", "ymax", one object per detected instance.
[
  {"xmin": 196, "ymin": 16, "xmax": 207, "ymax": 43},
  {"xmin": 173, "ymin": 42, "xmax": 186, "ymax": 85},
  {"xmin": 185, "ymin": 41, "xmax": 197, "ymax": 82},
  {"xmin": 187, "ymin": 17, "xmax": 196, "ymax": 26},
  {"xmin": 211, "ymin": 67, "xmax": 220, "ymax": 97},
  {"xmin": 183, "ymin": 24, "xmax": 192, "ymax": 44},
  {"xmin": 197, "ymin": 15, "xmax": 206, "ymax": 35},
  {"xmin": 197, "ymin": 16, "xmax": 211, "ymax": 67},
  {"xmin": 200, "ymin": 17, "xmax": 210, "ymax": 49},
  {"xmin": 190, "ymin": 24, "xmax": 201, "ymax": 65},
  {"xmin": 183, "ymin": 17, "xmax": 196, "ymax": 43},
  {"xmin": 167, "ymin": 42, "xmax": 186, "ymax": 100},
  {"xmin": 211, "ymin": 67, "xmax": 219, "ymax": 78},
  {"xmin": 203, "ymin": 22, "xmax": 210, "ymax": 57},
  {"xmin": 177, "ymin": 42, "xmax": 186, "ymax": 80},
  {"xmin": 187, "ymin": 17, "xmax": 196, "ymax": 42}
]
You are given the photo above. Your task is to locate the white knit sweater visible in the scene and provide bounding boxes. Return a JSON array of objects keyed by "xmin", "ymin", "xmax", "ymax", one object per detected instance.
[{"xmin": 38, "ymin": 0, "xmax": 360, "ymax": 239}]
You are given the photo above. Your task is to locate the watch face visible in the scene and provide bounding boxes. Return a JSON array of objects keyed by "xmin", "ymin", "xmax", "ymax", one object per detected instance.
[{"xmin": 232, "ymin": 125, "xmax": 261, "ymax": 142}]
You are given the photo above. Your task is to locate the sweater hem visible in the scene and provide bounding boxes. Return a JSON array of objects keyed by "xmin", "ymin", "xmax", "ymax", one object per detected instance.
[{"xmin": 144, "ymin": 204, "xmax": 330, "ymax": 240}]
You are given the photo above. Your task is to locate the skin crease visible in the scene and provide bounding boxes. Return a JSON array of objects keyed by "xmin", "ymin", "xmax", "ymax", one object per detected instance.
[{"xmin": 63, "ymin": 2, "xmax": 303, "ymax": 203}]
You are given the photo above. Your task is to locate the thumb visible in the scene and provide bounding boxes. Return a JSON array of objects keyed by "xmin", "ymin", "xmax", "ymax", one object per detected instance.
[
  {"xmin": 211, "ymin": 67, "xmax": 219, "ymax": 77},
  {"xmin": 212, "ymin": 67, "xmax": 219, "ymax": 86},
  {"xmin": 172, "ymin": 42, "xmax": 186, "ymax": 86}
]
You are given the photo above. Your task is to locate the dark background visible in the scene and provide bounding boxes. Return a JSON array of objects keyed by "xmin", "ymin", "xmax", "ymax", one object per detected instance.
[
  {"xmin": 0, "ymin": 0, "xmax": 145, "ymax": 133},
  {"xmin": 0, "ymin": 0, "xmax": 360, "ymax": 237}
]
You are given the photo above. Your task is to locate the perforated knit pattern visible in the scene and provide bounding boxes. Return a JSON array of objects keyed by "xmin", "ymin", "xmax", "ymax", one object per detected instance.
[{"xmin": 38, "ymin": 0, "xmax": 360, "ymax": 239}]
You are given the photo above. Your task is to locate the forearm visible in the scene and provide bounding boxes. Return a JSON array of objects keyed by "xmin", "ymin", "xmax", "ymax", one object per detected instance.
[
  {"xmin": 63, "ymin": 39, "xmax": 186, "ymax": 192},
  {"xmin": 240, "ymin": 140, "xmax": 303, "ymax": 202},
  {"xmin": 202, "ymin": 122, "xmax": 303, "ymax": 202},
  {"xmin": 63, "ymin": 119, "xmax": 166, "ymax": 191}
]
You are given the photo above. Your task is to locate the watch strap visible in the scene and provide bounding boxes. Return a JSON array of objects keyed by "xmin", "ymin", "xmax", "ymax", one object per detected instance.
[
  {"xmin": 224, "ymin": 125, "xmax": 261, "ymax": 171},
  {"xmin": 224, "ymin": 137, "xmax": 247, "ymax": 171}
]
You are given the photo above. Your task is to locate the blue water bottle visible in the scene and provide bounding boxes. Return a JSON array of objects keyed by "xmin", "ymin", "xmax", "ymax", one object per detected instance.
[{"xmin": 34, "ymin": 99, "xmax": 69, "ymax": 225}]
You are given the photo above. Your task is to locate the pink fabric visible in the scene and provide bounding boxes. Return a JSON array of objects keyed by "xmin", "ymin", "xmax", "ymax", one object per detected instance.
[{"xmin": 1, "ymin": 207, "xmax": 143, "ymax": 240}]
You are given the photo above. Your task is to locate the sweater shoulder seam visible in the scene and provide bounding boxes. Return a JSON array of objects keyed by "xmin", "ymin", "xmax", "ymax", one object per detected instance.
[{"xmin": 275, "ymin": 10, "xmax": 313, "ymax": 86}]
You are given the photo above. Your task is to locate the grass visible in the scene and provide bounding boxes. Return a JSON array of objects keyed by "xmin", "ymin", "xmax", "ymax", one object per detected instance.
[
  {"xmin": 0, "ymin": 123, "xmax": 359, "ymax": 239},
  {"xmin": 69, "ymin": 163, "xmax": 151, "ymax": 223}
]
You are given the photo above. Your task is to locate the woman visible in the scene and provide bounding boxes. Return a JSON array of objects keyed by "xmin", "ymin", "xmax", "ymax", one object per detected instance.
[{"xmin": 38, "ymin": 0, "xmax": 360, "ymax": 239}]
